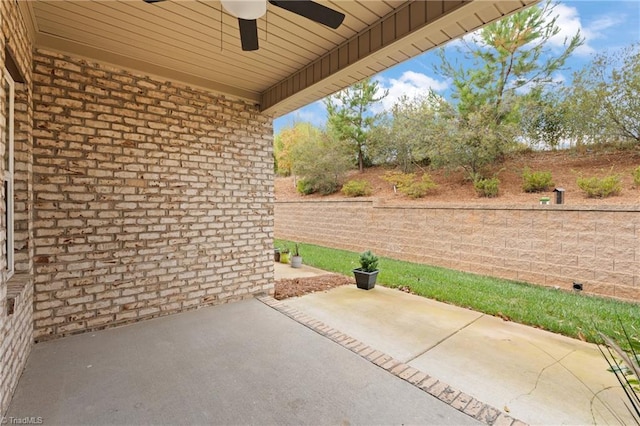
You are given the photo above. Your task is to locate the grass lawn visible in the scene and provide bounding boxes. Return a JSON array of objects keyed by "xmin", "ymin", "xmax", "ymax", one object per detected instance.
[{"xmin": 275, "ymin": 239, "xmax": 640, "ymax": 347}]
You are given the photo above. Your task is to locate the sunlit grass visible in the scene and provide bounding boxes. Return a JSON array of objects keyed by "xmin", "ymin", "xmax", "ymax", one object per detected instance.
[{"xmin": 275, "ymin": 239, "xmax": 640, "ymax": 345}]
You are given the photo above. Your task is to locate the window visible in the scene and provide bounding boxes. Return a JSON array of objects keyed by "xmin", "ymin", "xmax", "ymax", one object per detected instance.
[{"xmin": 2, "ymin": 68, "xmax": 14, "ymax": 278}]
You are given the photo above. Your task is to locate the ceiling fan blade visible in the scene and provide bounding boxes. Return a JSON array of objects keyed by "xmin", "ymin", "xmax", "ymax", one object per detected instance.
[
  {"xmin": 238, "ymin": 18, "xmax": 259, "ymax": 51},
  {"xmin": 269, "ymin": 0, "xmax": 345, "ymax": 29},
  {"xmin": 143, "ymin": 0, "xmax": 165, "ymax": 3}
]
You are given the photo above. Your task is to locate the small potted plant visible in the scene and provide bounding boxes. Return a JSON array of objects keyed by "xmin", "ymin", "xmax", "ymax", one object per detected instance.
[
  {"xmin": 279, "ymin": 248, "xmax": 290, "ymax": 264},
  {"xmin": 353, "ymin": 250, "xmax": 379, "ymax": 290},
  {"xmin": 290, "ymin": 243, "xmax": 302, "ymax": 268}
]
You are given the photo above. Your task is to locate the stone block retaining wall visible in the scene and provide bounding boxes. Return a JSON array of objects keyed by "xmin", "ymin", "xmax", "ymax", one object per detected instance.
[{"xmin": 275, "ymin": 200, "xmax": 639, "ymax": 301}]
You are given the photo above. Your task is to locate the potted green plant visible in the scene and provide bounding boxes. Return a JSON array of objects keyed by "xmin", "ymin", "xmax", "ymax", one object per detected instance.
[
  {"xmin": 279, "ymin": 248, "xmax": 290, "ymax": 264},
  {"xmin": 290, "ymin": 243, "xmax": 302, "ymax": 268},
  {"xmin": 353, "ymin": 250, "xmax": 379, "ymax": 290}
]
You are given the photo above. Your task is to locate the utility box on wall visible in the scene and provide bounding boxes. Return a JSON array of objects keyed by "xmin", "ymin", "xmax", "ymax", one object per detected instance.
[{"xmin": 553, "ymin": 187, "xmax": 565, "ymax": 204}]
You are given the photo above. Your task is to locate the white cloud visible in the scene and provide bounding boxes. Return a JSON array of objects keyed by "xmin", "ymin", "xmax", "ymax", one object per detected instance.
[
  {"xmin": 588, "ymin": 15, "xmax": 620, "ymax": 34},
  {"xmin": 374, "ymin": 71, "xmax": 449, "ymax": 112},
  {"xmin": 548, "ymin": 3, "xmax": 621, "ymax": 57},
  {"xmin": 548, "ymin": 3, "xmax": 592, "ymax": 55}
]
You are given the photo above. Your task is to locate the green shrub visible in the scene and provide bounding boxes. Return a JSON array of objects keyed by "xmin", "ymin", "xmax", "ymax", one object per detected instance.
[
  {"xmin": 296, "ymin": 174, "xmax": 343, "ymax": 196},
  {"xmin": 296, "ymin": 178, "xmax": 315, "ymax": 195},
  {"xmin": 358, "ymin": 250, "xmax": 379, "ymax": 272},
  {"xmin": 577, "ymin": 174, "xmax": 622, "ymax": 198},
  {"xmin": 382, "ymin": 171, "xmax": 415, "ymax": 190},
  {"xmin": 633, "ymin": 166, "xmax": 640, "ymax": 187},
  {"xmin": 341, "ymin": 180, "xmax": 372, "ymax": 197},
  {"xmin": 474, "ymin": 177, "xmax": 500, "ymax": 198},
  {"xmin": 315, "ymin": 178, "xmax": 342, "ymax": 195},
  {"xmin": 522, "ymin": 168, "xmax": 554, "ymax": 193},
  {"xmin": 382, "ymin": 171, "xmax": 438, "ymax": 198},
  {"xmin": 400, "ymin": 174, "xmax": 438, "ymax": 199}
]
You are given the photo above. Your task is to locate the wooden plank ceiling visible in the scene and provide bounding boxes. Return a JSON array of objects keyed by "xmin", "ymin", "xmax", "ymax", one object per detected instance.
[{"xmin": 20, "ymin": 0, "xmax": 537, "ymax": 117}]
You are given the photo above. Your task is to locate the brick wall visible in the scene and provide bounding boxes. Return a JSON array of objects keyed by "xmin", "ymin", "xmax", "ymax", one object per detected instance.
[
  {"xmin": 31, "ymin": 50, "xmax": 275, "ymax": 341},
  {"xmin": 275, "ymin": 201, "xmax": 640, "ymax": 301},
  {"xmin": 1, "ymin": 0, "xmax": 35, "ymax": 416}
]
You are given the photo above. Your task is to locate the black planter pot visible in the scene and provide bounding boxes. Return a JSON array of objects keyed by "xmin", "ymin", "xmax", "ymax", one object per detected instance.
[{"xmin": 353, "ymin": 269, "xmax": 378, "ymax": 290}]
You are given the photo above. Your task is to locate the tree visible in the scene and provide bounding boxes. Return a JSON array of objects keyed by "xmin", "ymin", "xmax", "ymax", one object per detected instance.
[
  {"xmin": 370, "ymin": 93, "xmax": 442, "ymax": 172},
  {"xmin": 325, "ymin": 78, "xmax": 388, "ymax": 172},
  {"xmin": 426, "ymin": 0, "xmax": 582, "ymax": 176},
  {"xmin": 521, "ymin": 90, "xmax": 570, "ymax": 150},
  {"xmin": 564, "ymin": 44, "xmax": 640, "ymax": 146},
  {"xmin": 273, "ymin": 122, "xmax": 319, "ymax": 176},
  {"xmin": 561, "ymin": 73, "xmax": 611, "ymax": 147},
  {"xmin": 434, "ymin": 0, "xmax": 583, "ymax": 126},
  {"xmin": 428, "ymin": 103, "xmax": 519, "ymax": 181},
  {"xmin": 290, "ymin": 130, "xmax": 352, "ymax": 195},
  {"xmin": 372, "ymin": 92, "xmax": 517, "ymax": 181}
]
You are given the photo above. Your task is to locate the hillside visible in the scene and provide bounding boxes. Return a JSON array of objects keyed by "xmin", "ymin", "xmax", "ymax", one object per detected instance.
[{"xmin": 275, "ymin": 149, "xmax": 640, "ymax": 206}]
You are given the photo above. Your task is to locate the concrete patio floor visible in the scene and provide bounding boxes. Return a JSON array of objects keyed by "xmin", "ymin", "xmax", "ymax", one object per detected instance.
[
  {"xmin": 276, "ymin": 264, "xmax": 634, "ymax": 425},
  {"xmin": 7, "ymin": 262, "xmax": 634, "ymax": 425},
  {"xmin": 6, "ymin": 298, "xmax": 478, "ymax": 426}
]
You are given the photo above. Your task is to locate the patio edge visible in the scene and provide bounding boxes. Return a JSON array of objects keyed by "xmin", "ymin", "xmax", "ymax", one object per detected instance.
[{"xmin": 258, "ymin": 295, "xmax": 528, "ymax": 426}]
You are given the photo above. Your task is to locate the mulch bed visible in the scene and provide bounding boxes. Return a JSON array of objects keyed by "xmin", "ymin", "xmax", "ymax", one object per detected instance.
[{"xmin": 274, "ymin": 273, "xmax": 354, "ymax": 300}]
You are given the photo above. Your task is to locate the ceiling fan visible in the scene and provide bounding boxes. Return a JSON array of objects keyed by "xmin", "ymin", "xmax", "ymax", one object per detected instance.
[{"xmin": 143, "ymin": 0, "xmax": 346, "ymax": 51}]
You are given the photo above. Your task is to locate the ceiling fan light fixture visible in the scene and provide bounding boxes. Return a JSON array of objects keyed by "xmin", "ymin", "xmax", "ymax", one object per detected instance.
[
  {"xmin": 220, "ymin": 0, "xmax": 266, "ymax": 20},
  {"xmin": 143, "ymin": 0, "xmax": 345, "ymax": 51}
]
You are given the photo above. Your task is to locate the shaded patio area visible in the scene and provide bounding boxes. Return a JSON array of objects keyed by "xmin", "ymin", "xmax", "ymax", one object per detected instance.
[
  {"xmin": 1, "ymin": 0, "xmax": 539, "ymax": 416},
  {"xmin": 6, "ymin": 299, "xmax": 477, "ymax": 425}
]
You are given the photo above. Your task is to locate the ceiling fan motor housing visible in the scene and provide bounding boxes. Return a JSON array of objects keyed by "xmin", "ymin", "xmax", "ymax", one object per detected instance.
[{"xmin": 220, "ymin": 0, "xmax": 267, "ymax": 20}]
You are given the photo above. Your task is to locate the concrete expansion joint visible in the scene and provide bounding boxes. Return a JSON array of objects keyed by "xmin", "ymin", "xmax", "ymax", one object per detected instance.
[
  {"xmin": 258, "ymin": 296, "xmax": 528, "ymax": 426},
  {"xmin": 405, "ymin": 313, "xmax": 485, "ymax": 364}
]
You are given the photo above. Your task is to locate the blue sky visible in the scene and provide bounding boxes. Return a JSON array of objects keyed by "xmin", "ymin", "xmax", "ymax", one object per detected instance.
[{"xmin": 274, "ymin": 0, "xmax": 640, "ymax": 134}]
